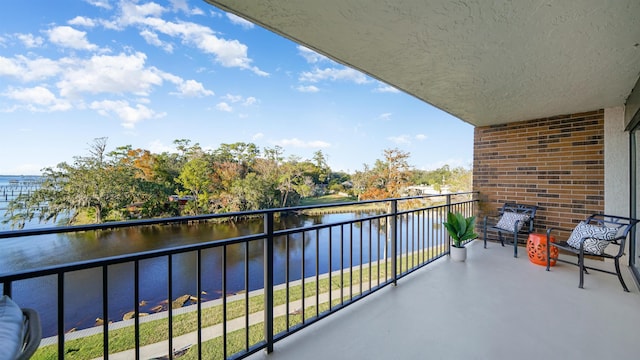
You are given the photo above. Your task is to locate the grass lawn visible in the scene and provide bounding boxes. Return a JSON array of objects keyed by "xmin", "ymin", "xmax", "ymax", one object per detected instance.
[
  {"xmin": 31, "ymin": 247, "xmax": 446, "ymax": 360},
  {"xmin": 299, "ymin": 194, "xmax": 357, "ymax": 206},
  {"xmin": 299, "ymin": 194, "xmax": 387, "ymax": 215}
]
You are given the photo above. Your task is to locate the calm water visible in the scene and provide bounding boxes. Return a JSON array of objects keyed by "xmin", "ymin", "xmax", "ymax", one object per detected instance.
[{"xmin": 2, "ymin": 211, "xmax": 415, "ymax": 337}]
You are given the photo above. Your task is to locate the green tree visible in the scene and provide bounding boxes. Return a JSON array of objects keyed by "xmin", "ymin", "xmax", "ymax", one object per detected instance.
[
  {"xmin": 176, "ymin": 156, "xmax": 213, "ymax": 215},
  {"xmin": 229, "ymin": 173, "xmax": 279, "ymax": 211},
  {"xmin": 360, "ymin": 148, "xmax": 411, "ymax": 200},
  {"xmin": 448, "ymin": 166, "xmax": 473, "ymax": 192},
  {"xmin": 5, "ymin": 138, "xmax": 139, "ymax": 227},
  {"xmin": 312, "ymin": 150, "xmax": 330, "ymax": 184}
]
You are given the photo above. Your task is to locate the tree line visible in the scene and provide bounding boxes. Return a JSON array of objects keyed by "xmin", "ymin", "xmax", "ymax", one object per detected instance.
[{"xmin": 3, "ymin": 138, "xmax": 471, "ymax": 228}]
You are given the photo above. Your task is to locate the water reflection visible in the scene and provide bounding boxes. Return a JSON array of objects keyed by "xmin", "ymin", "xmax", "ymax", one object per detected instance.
[{"xmin": 1, "ymin": 212, "xmax": 439, "ymax": 336}]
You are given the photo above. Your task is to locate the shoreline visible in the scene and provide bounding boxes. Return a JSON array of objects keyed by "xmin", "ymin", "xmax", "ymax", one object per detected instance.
[{"xmin": 38, "ymin": 261, "xmax": 380, "ymax": 345}]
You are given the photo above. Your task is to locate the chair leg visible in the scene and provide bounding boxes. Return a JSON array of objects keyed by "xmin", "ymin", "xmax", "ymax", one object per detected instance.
[
  {"xmin": 578, "ymin": 254, "xmax": 585, "ymax": 289},
  {"xmin": 576, "ymin": 255, "xmax": 589, "ymax": 274},
  {"xmin": 512, "ymin": 230, "xmax": 518, "ymax": 258},
  {"xmin": 483, "ymin": 218, "xmax": 487, "ymax": 248},
  {"xmin": 614, "ymin": 258, "xmax": 630, "ymax": 292}
]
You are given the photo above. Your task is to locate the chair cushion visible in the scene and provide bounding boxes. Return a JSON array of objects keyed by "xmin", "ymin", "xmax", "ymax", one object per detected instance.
[
  {"xmin": 566, "ymin": 221, "xmax": 618, "ymax": 255},
  {"xmin": 495, "ymin": 212, "xmax": 530, "ymax": 232},
  {"xmin": 0, "ymin": 295, "xmax": 25, "ymax": 360}
]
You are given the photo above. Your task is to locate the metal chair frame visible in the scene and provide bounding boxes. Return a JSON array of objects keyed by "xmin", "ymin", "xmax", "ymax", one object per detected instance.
[
  {"xmin": 545, "ymin": 214, "xmax": 639, "ymax": 292},
  {"xmin": 483, "ymin": 202, "xmax": 538, "ymax": 257}
]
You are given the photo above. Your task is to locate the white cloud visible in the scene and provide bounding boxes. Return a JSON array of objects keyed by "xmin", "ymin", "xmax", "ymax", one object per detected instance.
[
  {"xmin": 388, "ymin": 135, "xmax": 411, "ymax": 145},
  {"xmin": 299, "ymin": 67, "xmax": 368, "ymax": 84},
  {"xmin": 147, "ymin": 139, "xmax": 174, "ymax": 154},
  {"xmin": 47, "ymin": 26, "xmax": 98, "ymax": 51},
  {"xmin": 273, "ymin": 138, "xmax": 331, "ymax": 148},
  {"xmin": 373, "ymin": 84, "xmax": 400, "ymax": 93},
  {"xmin": 216, "ymin": 102, "xmax": 232, "ymax": 112},
  {"xmin": 0, "ymin": 56, "xmax": 61, "ymax": 82},
  {"xmin": 226, "ymin": 13, "xmax": 254, "ymax": 29},
  {"xmin": 415, "ymin": 134, "xmax": 427, "ymax": 141},
  {"xmin": 172, "ymin": 79, "xmax": 214, "ymax": 97},
  {"xmin": 243, "ymin": 97, "xmax": 256, "ymax": 106},
  {"xmin": 3, "ymin": 86, "xmax": 56, "ymax": 105},
  {"xmin": 90, "ymin": 100, "xmax": 165, "ymax": 128},
  {"xmin": 0, "ymin": 51, "xmax": 208, "ymax": 120},
  {"xmin": 68, "ymin": 16, "xmax": 97, "ymax": 27},
  {"xmin": 140, "ymin": 29, "xmax": 173, "ymax": 52},
  {"xmin": 222, "ymin": 94, "xmax": 257, "ymax": 106},
  {"xmin": 296, "ymin": 85, "xmax": 319, "ymax": 93},
  {"xmin": 84, "ymin": 0, "xmax": 111, "ymax": 9},
  {"xmin": 16, "ymin": 33, "xmax": 44, "ymax": 48},
  {"xmin": 252, "ymin": 133, "xmax": 264, "ymax": 140},
  {"xmin": 115, "ymin": 3, "xmax": 268, "ymax": 76},
  {"xmin": 118, "ymin": 1, "xmax": 166, "ymax": 25},
  {"xmin": 56, "ymin": 52, "xmax": 164, "ymax": 97},
  {"xmin": 170, "ymin": 0, "xmax": 204, "ymax": 15},
  {"xmin": 169, "ymin": 0, "xmax": 188, "ymax": 13},
  {"xmin": 2, "ymin": 86, "xmax": 72, "ymax": 112},
  {"xmin": 222, "ymin": 94, "xmax": 243, "ymax": 103},
  {"xmin": 297, "ymin": 46, "xmax": 329, "ymax": 64},
  {"xmin": 378, "ymin": 113, "xmax": 392, "ymax": 121}
]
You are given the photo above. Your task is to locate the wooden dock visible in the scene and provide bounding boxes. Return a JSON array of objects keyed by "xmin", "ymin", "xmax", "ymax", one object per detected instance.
[{"xmin": 0, "ymin": 183, "xmax": 41, "ymax": 210}]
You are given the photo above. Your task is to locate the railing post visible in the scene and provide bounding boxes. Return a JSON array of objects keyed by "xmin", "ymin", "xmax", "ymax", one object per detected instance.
[
  {"xmin": 446, "ymin": 194, "xmax": 452, "ymax": 252},
  {"xmin": 2, "ymin": 281, "xmax": 11, "ymax": 298},
  {"xmin": 391, "ymin": 200, "xmax": 398, "ymax": 286},
  {"xmin": 58, "ymin": 273, "xmax": 65, "ymax": 360},
  {"xmin": 264, "ymin": 212, "xmax": 274, "ymax": 353}
]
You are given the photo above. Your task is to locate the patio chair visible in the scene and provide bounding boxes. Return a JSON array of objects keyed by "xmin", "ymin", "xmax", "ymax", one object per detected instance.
[
  {"xmin": 483, "ymin": 203, "xmax": 538, "ymax": 257},
  {"xmin": 0, "ymin": 295, "xmax": 42, "ymax": 360},
  {"xmin": 545, "ymin": 214, "xmax": 639, "ymax": 291}
]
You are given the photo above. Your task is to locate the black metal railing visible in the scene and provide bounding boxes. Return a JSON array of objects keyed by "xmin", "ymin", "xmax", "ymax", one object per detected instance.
[{"xmin": 0, "ymin": 192, "xmax": 478, "ymax": 360}]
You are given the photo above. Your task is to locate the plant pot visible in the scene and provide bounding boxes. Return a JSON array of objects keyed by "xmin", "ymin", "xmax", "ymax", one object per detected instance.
[{"xmin": 450, "ymin": 245, "xmax": 467, "ymax": 262}]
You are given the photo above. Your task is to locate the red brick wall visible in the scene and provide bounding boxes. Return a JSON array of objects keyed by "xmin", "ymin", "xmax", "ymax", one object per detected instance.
[{"xmin": 473, "ymin": 110, "xmax": 604, "ymax": 235}]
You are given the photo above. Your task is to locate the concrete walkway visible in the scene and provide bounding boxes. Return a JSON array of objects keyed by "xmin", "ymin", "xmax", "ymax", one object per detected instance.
[{"xmin": 102, "ymin": 282, "xmax": 372, "ymax": 359}]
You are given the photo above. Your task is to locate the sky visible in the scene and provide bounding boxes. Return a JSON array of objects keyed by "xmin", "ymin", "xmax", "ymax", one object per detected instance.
[{"xmin": 0, "ymin": 0, "xmax": 474, "ymax": 175}]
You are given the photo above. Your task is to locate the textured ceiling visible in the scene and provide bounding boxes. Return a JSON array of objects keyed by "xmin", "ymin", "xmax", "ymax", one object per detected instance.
[{"xmin": 204, "ymin": 0, "xmax": 640, "ymax": 126}]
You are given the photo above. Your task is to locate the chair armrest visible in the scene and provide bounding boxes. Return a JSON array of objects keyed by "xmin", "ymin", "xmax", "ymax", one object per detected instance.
[
  {"xmin": 483, "ymin": 214, "xmax": 501, "ymax": 226},
  {"xmin": 546, "ymin": 226, "xmax": 573, "ymax": 242},
  {"xmin": 546, "ymin": 226, "xmax": 573, "ymax": 235}
]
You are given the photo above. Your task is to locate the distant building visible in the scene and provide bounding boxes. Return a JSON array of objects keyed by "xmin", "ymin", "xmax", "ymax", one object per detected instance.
[{"xmin": 403, "ymin": 185, "xmax": 450, "ymax": 197}]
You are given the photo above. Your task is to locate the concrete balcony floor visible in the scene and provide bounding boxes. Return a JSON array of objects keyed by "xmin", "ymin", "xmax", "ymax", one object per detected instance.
[{"xmin": 248, "ymin": 240, "xmax": 640, "ymax": 360}]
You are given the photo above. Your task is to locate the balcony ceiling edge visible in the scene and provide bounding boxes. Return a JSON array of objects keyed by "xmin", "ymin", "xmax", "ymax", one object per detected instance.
[{"xmin": 204, "ymin": 0, "xmax": 640, "ymax": 127}]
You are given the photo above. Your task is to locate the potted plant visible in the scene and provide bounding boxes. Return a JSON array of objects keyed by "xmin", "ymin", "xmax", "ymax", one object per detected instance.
[{"xmin": 443, "ymin": 211, "xmax": 478, "ymax": 262}]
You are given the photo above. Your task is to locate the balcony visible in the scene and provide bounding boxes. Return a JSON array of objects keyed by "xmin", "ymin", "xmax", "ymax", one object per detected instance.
[
  {"xmin": 2, "ymin": 193, "xmax": 638, "ymax": 360},
  {"xmin": 1, "ymin": 194, "xmax": 473, "ymax": 359}
]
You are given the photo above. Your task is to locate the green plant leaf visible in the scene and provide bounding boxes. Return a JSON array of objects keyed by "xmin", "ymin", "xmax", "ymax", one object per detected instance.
[
  {"xmin": 455, "ymin": 212, "xmax": 467, "ymax": 235},
  {"xmin": 443, "ymin": 212, "xmax": 477, "ymax": 247}
]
